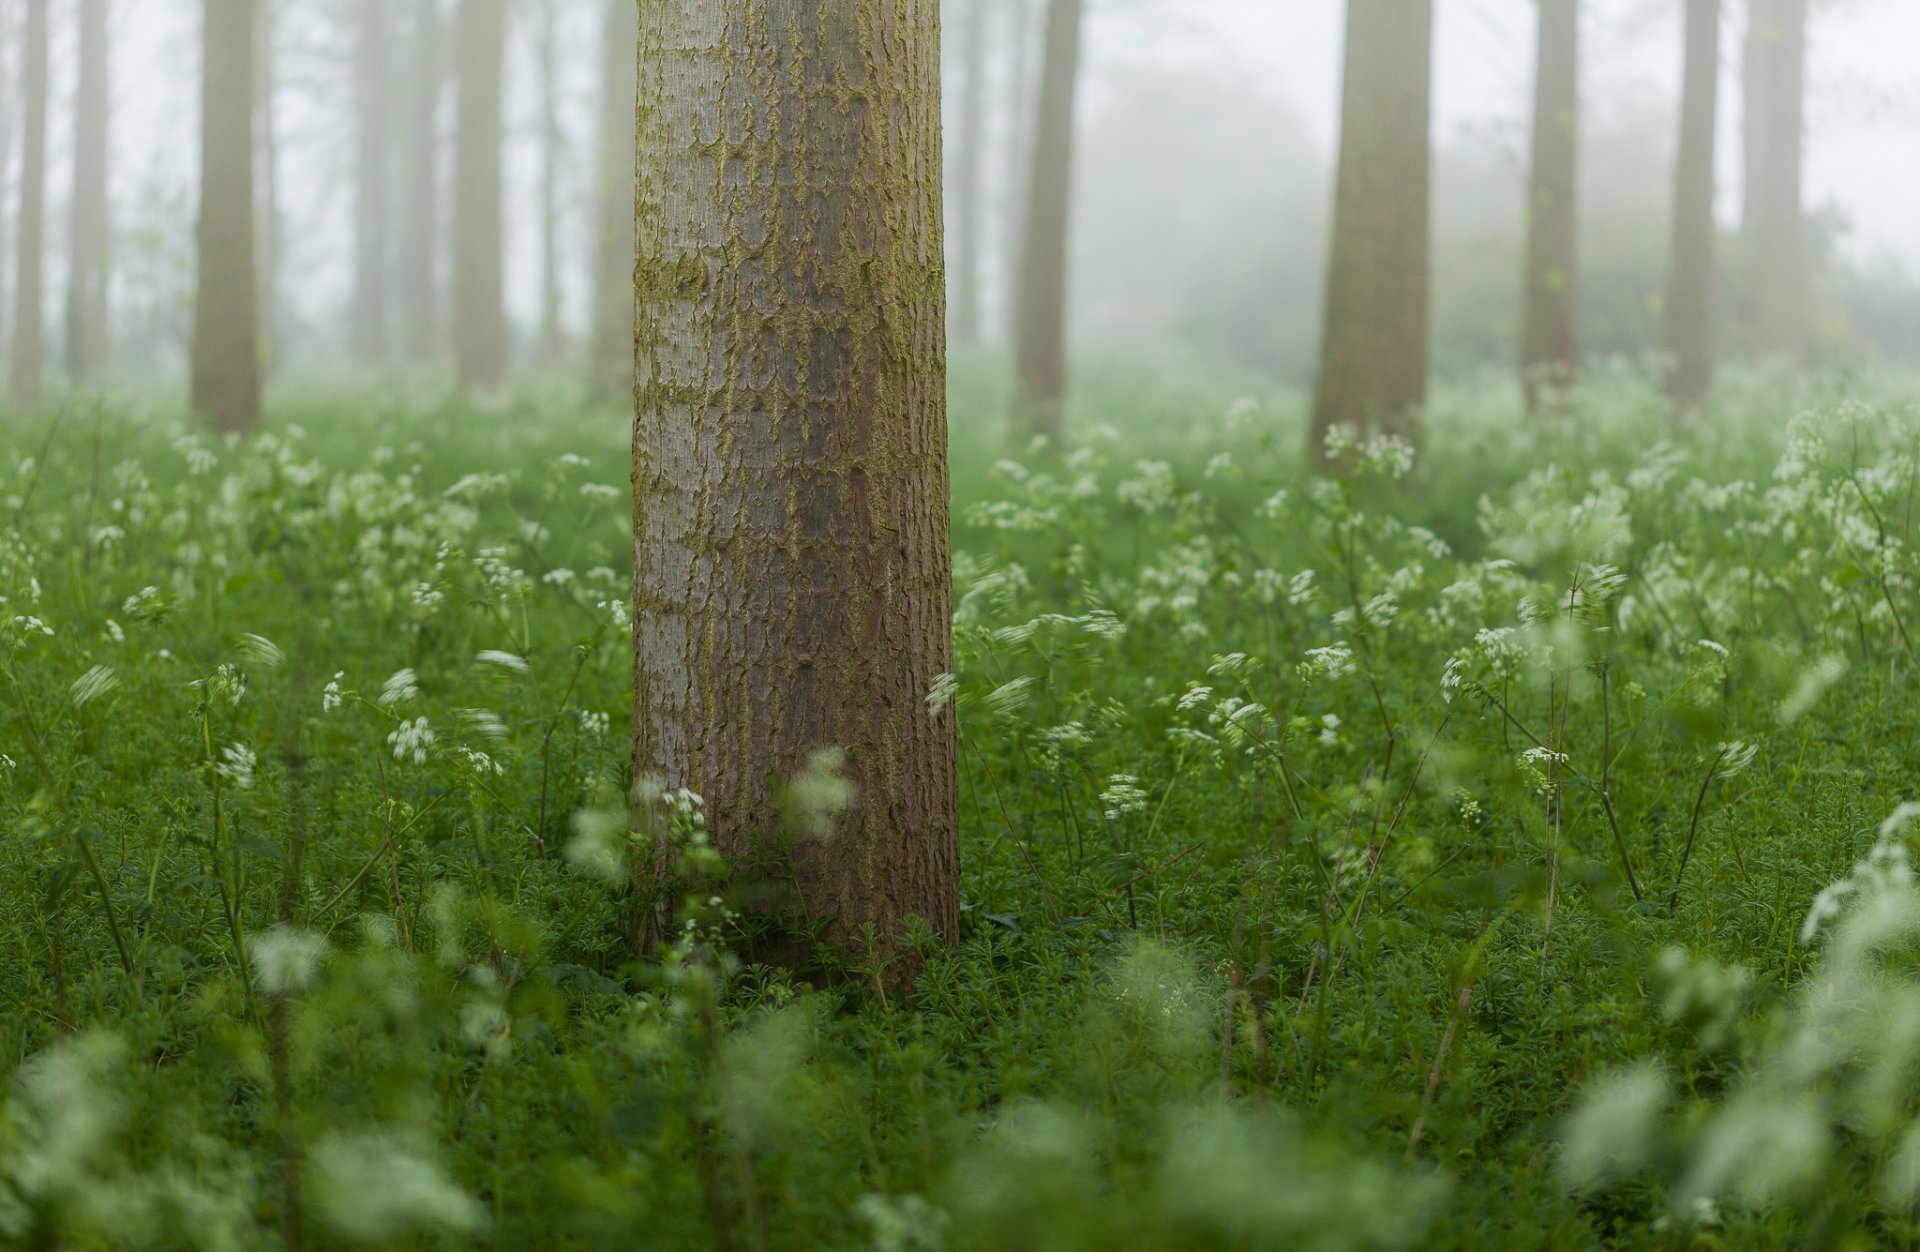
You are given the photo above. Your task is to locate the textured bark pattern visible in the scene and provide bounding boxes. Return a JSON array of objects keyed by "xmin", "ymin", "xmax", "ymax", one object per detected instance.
[
  {"xmin": 191, "ymin": 0, "xmax": 261, "ymax": 434},
  {"xmin": 1310, "ymin": 0, "xmax": 1432, "ymax": 460},
  {"xmin": 1749, "ymin": 0, "xmax": 1806, "ymax": 365},
  {"xmin": 9, "ymin": 0, "xmax": 47, "ymax": 409},
  {"xmin": 397, "ymin": 0, "xmax": 441, "ymax": 364},
  {"xmin": 633, "ymin": 0, "xmax": 959, "ymax": 954},
  {"xmin": 67, "ymin": 0, "xmax": 109, "ymax": 379},
  {"xmin": 1012, "ymin": 0, "xmax": 1083, "ymax": 441},
  {"xmin": 1665, "ymin": 0, "xmax": 1719, "ymax": 410},
  {"xmin": 953, "ymin": 0, "xmax": 986, "ymax": 346},
  {"xmin": 453, "ymin": 0, "xmax": 507, "ymax": 392},
  {"xmin": 353, "ymin": 0, "xmax": 390, "ymax": 362},
  {"xmin": 593, "ymin": 0, "xmax": 638, "ymax": 401},
  {"xmin": 1522, "ymin": 0, "xmax": 1578, "ymax": 411}
]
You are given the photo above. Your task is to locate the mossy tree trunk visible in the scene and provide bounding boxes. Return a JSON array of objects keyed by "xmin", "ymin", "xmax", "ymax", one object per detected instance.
[
  {"xmin": 592, "ymin": 0, "xmax": 636, "ymax": 403},
  {"xmin": 1522, "ymin": 0, "xmax": 1578, "ymax": 413},
  {"xmin": 353, "ymin": 0, "xmax": 390, "ymax": 364},
  {"xmin": 1012, "ymin": 0, "xmax": 1084, "ymax": 444},
  {"xmin": 1665, "ymin": 0, "xmax": 1720, "ymax": 411},
  {"xmin": 66, "ymin": 0, "xmax": 109, "ymax": 380},
  {"xmin": 1309, "ymin": 0, "xmax": 1432, "ymax": 465},
  {"xmin": 396, "ymin": 0, "xmax": 442, "ymax": 366},
  {"xmin": 1747, "ymin": 0, "xmax": 1806, "ymax": 366},
  {"xmin": 453, "ymin": 0, "xmax": 506, "ymax": 393},
  {"xmin": 633, "ymin": 0, "xmax": 959, "ymax": 965},
  {"xmin": 191, "ymin": 0, "xmax": 261, "ymax": 434},
  {"xmin": 8, "ymin": 0, "xmax": 46, "ymax": 410}
]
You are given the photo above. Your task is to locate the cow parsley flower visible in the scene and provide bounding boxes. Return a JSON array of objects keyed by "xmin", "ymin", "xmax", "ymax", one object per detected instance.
[
  {"xmin": 1100, "ymin": 775, "xmax": 1151, "ymax": 821},
  {"xmin": 379, "ymin": 668, "xmax": 420, "ymax": 707},
  {"xmin": 388, "ymin": 718, "xmax": 435, "ymax": 765},
  {"xmin": 217, "ymin": 743, "xmax": 257, "ymax": 790}
]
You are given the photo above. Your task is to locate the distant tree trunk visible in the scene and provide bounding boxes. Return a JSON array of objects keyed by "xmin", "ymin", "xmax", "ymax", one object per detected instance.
[
  {"xmin": 1309, "ymin": 0, "xmax": 1432, "ymax": 463},
  {"xmin": 1750, "ymin": 0, "xmax": 1806, "ymax": 365},
  {"xmin": 453, "ymin": 0, "xmax": 506, "ymax": 392},
  {"xmin": 1012, "ymin": 0, "xmax": 1084, "ymax": 442},
  {"xmin": 536, "ymin": 0, "xmax": 561, "ymax": 359},
  {"xmin": 1002, "ymin": 0, "xmax": 1036, "ymax": 343},
  {"xmin": 1522, "ymin": 0, "xmax": 1578, "ymax": 411},
  {"xmin": 353, "ymin": 0, "xmax": 391, "ymax": 363},
  {"xmin": 66, "ymin": 0, "xmax": 109, "ymax": 380},
  {"xmin": 953, "ymin": 0, "xmax": 987, "ymax": 347},
  {"xmin": 8, "ymin": 0, "xmax": 46, "ymax": 409},
  {"xmin": 0, "ymin": 17, "xmax": 14, "ymax": 356},
  {"xmin": 397, "ymin": 0, "xmax": 442, "ymax": 365},
  {"xmin": 255, "ymin": 0, "xmax": 278, "ymax": 366},
  {"xmin": 192, "ymin": 0, "xmax": 261, "ymax": 434},
  {"xmin": 633, "ymin": 0, "xmax": 959, "ymax": 965},
  {"xmin": 591, "ymin": 0, "xmax": 635, "ymax": 401},
  {"xmin": 1741, "ymin": 0, "xmax": 1773, "ymax": 235},
  {"xmin": 1665, "ymin": 0, "xmax": 1720, "ymax": 411}
]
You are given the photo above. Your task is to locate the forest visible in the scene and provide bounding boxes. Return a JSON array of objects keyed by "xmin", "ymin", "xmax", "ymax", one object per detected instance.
[{"xmin": 6, "ymin": 0, "xmax": 1920, "ymax": 1247}]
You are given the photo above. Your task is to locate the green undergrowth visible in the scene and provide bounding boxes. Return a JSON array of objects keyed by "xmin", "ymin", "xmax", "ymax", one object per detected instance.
[{"xmin": 3, "ymin": 361, "xmax": 1920, "ymax": 1248}]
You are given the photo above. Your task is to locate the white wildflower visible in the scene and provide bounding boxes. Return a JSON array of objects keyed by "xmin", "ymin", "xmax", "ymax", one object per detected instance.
[
  {"xmin": 379, "ymin": 668, "xmax": 420, "ymax": 707},
  {"xmin": 217, "ymin": 742, "xmax": 257, "ymax": 790},
  {"xmin": 388, "ymin": 717, "xmax": 435, "ymax": 765}
]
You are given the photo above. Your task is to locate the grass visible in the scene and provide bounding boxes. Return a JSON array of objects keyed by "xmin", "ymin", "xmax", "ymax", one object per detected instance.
[{"xmin": 2, "ymin": 358, "xmax": 1920, "ymax": 1248}]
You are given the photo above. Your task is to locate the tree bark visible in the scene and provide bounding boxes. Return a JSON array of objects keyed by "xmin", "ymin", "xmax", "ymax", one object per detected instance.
[
  {"xmin": 592, "ymin": 0, "xmax": 636, "ymax": 402},
  {"xmin": 1002, "ymin": 0, "xmax": 1035, "ymax": 345},
  {"xmin": 67, "ymin": 0, "xmax": 109, "ymax": 380},
  {"xmin": 1012, "ymin": 0, "xmax": 1084, "ymax": 443},
  {"xmin": 453, "ymin": 0, "xmax": 507, "ymax": 392},
  {"xmin": 397, "ymin": 0, "xmax": 442, "ymax": 365},
  {"xmin": 1309, "ymin": 0, "xmax": 1432, "ymax": 462},
  {"xmin": 953, "ymin": 0, "xmax": 987, "ymax": 347},
  {"xmin": 1665, "ymin": 0, "xmax": 1720, "ymax": 411},
  {"xmin": 1749, "ymin": 0, "xmax": 1806, "ymax": 365},
  {"xmin": 1522, "ymin": 0, "xmax": 1578, "ymax": 412},
  {"xmin": 633, "ymin": 0, "xmax": 959, "ymax": 966},
  {"xmin": 353, "ymin": 0, "xmax": 391, "ymax": 363},
  {"xmin": 191, "ymin": 0, "xmax": 262, "ymax": 434},
  {"xmin": 536, "ymin": 0, "xmax": 562, "ymax": 360},
  {"xmin": 255, "ymin": 0, "xmax": 278, "ymax": 364},
  {"xmin": 8, "ymin": 0, "xmax": 46, "ymax": 409}
]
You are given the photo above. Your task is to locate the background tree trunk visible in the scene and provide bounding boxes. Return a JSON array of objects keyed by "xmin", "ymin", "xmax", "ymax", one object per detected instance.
[
  {"xmin": 591, "ymin": 0, "xmax": 635, "ymax": 402},
  {"xmin": 353, "ymin": 0, "xmax": 390, "ymax": 363},
  {"xmin": 255, "ymin": 0, "xmax": 278, "ymax": 367},
  {"xmin": 1665, "ymin": 0, "xmax": 1720, "ymax": 410},
  {"xmin": 536, "ymin": 0, "xmax": 561, "ymax": 360},
  {"xmin": 1750, "ymin": 0, "xmax": 1807, "ymax": 365},
  {"xmin": 191, "ymin": 0, "xmax": 262, "ymax": 434},
  {"xmin": 397, "ymin": 0, "xmax": 442, "ymax": 366},
  {"xmin": 8, "ymin": 0, "xmax": 46, "ymax": 409},
  {"xmin": 1522, "ymin": 0, "xmax": 1578, "ymax": 412},
  {"xmin": 633, "ymin": 0, "xmax": 959, "ymax": 963},
  {"xmin": 1002, "ymin": 0, "xmax": 1035, "ymax": 346},
  {"xmin": 953, "ymin": 0, "xmax": 987, "ymax": 347},
  {"xmin": 1309, "ymin": 0, "xmax": 1433, "ymax": 462},
  {"xmin": 1012, "ymin": 0, "xmax": 1084, "ymax": 442},
  {"xmin": 452, "ymin": 0, "xmax": 506, "ymax": 392},
  {"xmin": 67, "ymin": 0, "xmax": 109, "ymax": 380}
]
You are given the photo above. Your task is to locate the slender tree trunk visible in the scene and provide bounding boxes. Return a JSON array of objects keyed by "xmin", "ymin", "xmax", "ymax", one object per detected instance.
[
  {"xmin": 536, "ymin": 0, "xmax": 561, "ymax": 359},
  {"xmin": 1012, "ymin": 0, "xmax": 1084, "ymax": 442},
  {"xmin": 0, "ymin": 12, "xmax": 14, "ymax": 358},
  {"xmin": 67, "ymin": 0, "xmax": 109, "ymax": 380},
  {"xmin": 353, "ymin": 0, "xmax": 391, "ymax": 362},
  {"xmin": 591, "ymin": 0, "xmax": 635, "ymax": 402},
  {"xmin": 191, "ymin": 0, "xmax": 261, "ymax": 434},
  {"xmin": 1741, "ymin": 0, "xmax": 1774, "ymax": 235},
  {"xmin": 953, "ymin": 0, "xmax": 987, "ymax": 347},
  {"xmin": 1309, "ymin": 0, "xmax": 1432, "ymax": 463},
  {"xmin": 1002, "ymin": 0, "xmax": 1035, "ymax": 344},
  {"xmin": 633, "ymin": 0, "xmax": 959, "ymax": 966},
  {"xmin": 453, "ymin": 0, "xmax": 506, "ymax": 392},
  {"xmin": 8, "ymin": 0, "xmax": 46, "ymax": 409},
  {"xmin": 255, "ymin": 0, "xmax": 278, "ymax": 366},
  {"xmin": 1522, "ymin": 0, "xmax": 1578, "ymax": 411},
  {"xmin": 1751, "ymin": 0, "xmax": 1806, "ymax": 365},
  {"xmin": 1665, "ymin": 0, "xmax": 1720, "ymax": 411},
  {"xmin": 397, "ymin": 0, "xmax": 442, "ymax": 365}
]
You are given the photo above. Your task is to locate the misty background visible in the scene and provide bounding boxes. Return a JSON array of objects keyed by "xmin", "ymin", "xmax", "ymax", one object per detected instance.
[{"xmin": 4, "ymin": 0, "xmax": 1919, "ymax": 392}]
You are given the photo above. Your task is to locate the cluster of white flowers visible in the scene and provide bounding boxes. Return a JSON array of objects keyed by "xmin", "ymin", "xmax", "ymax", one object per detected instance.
[
  {"xmin": 388, "ymin": 717, "xmax": 435, "ymax": 765},
  {"xmin": 378, "ymin": 668, "xmax": 420, "ymax": 707},
  {"xmin": 217, "ymin": 742, "xmax": 257, "ymax": 790},
  {"xmin": 1099, "ymin": 775, "xmax": 1150, "ymax": 821}
]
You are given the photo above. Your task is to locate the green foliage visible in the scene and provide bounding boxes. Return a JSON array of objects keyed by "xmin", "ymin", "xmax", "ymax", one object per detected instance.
[{"xmin": 4, "ymin": 365, "xmax": 1920, "ymax": 1247}]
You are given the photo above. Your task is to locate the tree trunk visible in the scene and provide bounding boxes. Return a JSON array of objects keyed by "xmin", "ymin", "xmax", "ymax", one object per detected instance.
[
  {"xmin": 1309, "ymin": 0, "xmax": 1432, "ymax": 462},
  {"xmin": 633, "ymin": 0, "xmax": 959, "ymax": 966},
  {"xmin": 191, "ymin": 0, "xmax": 261, "ymax": 434},
  {"xmin": 353, "ymin": 0, "xmax": 391, "ymax": 363},
  {"xmin": 1741, "ymin": 0, "xmax": 1773, "ymax": 235},
  {"xmin": 592, "ymin": 0, "xmax": 635, "ymax": 402},
  {"xmin": 255, "ymin": 0, "xmax": 278, "ymax": 366},
  {"xmin": 397, "ymin": 0, "xmax": 442, "ymax": 365},
  {"xmin": 1665, "ymin": 0, "xmax": 1720, "ymax": 411},
  {"xmin": 953, "ymin": 0, "xmax": 987, "ymax": 347},
  {"xmin": 1012, "ymin": 0, "xmax": 1084, "ymax": 443},
  {"xmin": 536, "ymin": 0, "xmax": 561, "ymax": 360},
  {"xmin": 453, "ymin": 0, "xmax": 506, "ymax": 392},
  {"xmin": 1750, "ymin": 0, "xmax": 1806, "ymax": 365},
  {"xmin": 8, "ymin": 0, "xmax": 46, "ymax": 409},
  {"xmin": 1522, "ymin": 0, "xmax": 1578, "ymax": 411},
  {"xmin": 1002, "ymin": 0, "xmax": 1035, "ymax": 345},
  {"xmin": 66, "ymin": 0, "xmax": 109, "ymax": 380}
]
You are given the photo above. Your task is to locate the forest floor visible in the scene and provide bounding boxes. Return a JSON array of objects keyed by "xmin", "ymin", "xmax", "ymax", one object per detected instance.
[{"xmin": 3, "ymin": 360, "xmax": 1920, "ymax": 1249}]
